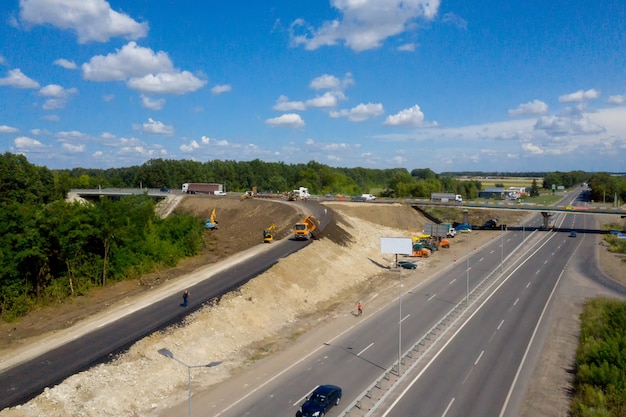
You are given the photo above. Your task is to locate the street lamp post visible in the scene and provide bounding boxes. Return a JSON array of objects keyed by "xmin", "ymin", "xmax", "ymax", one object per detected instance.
[{"xmin": 158, "ymin": 348, "xmax": 221, "ymax": 417}]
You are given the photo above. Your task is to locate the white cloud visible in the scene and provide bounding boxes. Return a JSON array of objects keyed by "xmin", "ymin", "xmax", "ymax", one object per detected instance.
[
  {"xmin": 607, "ymin": 95, "xmax": 624, "ymax": 105},
  {"xmin": 0, "ymin": 68, "xmax": 39, "ymax": 88},
  {"xmin": 306, "ymin": 91, "xmax": 344, "ymax": 108},
  {"xmin": 140, "ymin": 94, "xmax": 165, "ymax": 110},
  {"xmin": 397, "ymin": 43, "xmax": 415, "ymax": 52},
  {"xmin": 82, "ymin": 42, "xmax": 174, "ymax": 81},
  {"xmin": 310, "ymin": 73, "xmax": 354, "ymax": 90},
  {"xmin": 62, "ymin": 143, "xmax": 86, "ymax": 153},
  {"xmin": 140, "ymin": 118, "xmax": 174, "ymax": 135},
  {"xmin": 273, "ymin": 95, "xmax": 306, "ymax": 111},
  {"xmin": 558, "ymin": 88, "xmax": 600, "ymax": 103},
  {"xmin": 534, "ymin": 114, "xmax": 605, "ymax": 136},
  {"xmin": 330, "ymin": 102, "xmax": 384, "ymax": 121},
  {"xmin": 508, "ymin": 99, "xmax": 548, "ymax": 117},
  {"xmin": 19, "ymin": 0, "xmax": 148, "ymax": 43},
  {"xmin": 0, "ymin": 125, "xmax": 19, "ymax": 134},
  {"xmin": 54, "ymin": 58, "xmax": 77, "ymax": 69},
  {"xmin": 211, "ymin": 84, "xmax": 232, "ymax": 95},
  {"xmin": 180, "ymin": 140, "xmax": 200, "ymax": 152},
  {"xmin": 521, "ymin": 142, "xmax": 544, "ymax": 155},
  {"xmin": 384, "ymin": 104, "xmax": 429, "ymax": 126},
  {"xmin": 265, "ymin": 113, "xmax": 305, "ymax": 128},
  {"xmin": 103, "ymin": 94, "xmax": 115, "ymax": 102},
  {"xmin": 310, "ymin": 74, "xmax": 341, "ymax": 90},
  {"xmin": 43, "ymin": 114, "xmax": 60, "ymax": 122},
  {"xmin": 290, "ymin": 0, "xmax": 441, "ymax": 51},
  {"xmin": 15, "ymin": 136, "xmax": 46, "ymax": 150},
  {"xmin": 39, "ymin": 84, "xmax": 78, "ymax": 110},
  {"xmin": 127, "ymin": 71, "xmax": 206, "ymax": 94}
]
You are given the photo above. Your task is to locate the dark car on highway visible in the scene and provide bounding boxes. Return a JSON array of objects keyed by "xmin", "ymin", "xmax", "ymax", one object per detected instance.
[
  {"xmin": 351, "ymin": 195, "xmax": 367, "ymax": 202},
  {"xmin": 297, "ymin": 384, "xmax": 342, "ymax": 417}
]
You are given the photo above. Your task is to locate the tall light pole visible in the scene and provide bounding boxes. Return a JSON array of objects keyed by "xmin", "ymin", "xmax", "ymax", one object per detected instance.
[
  {"xmin": 397, "ymin": 254, "xmax": 402, "ymax": 376},
  {"xmin": 158, "ymin": 348, "xmax": 221, "ymax": 417}
]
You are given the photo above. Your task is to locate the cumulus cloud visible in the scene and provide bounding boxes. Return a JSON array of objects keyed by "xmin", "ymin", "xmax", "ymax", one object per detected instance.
[
  {"xmin": 62, "ymin": 143, "xmax": 86, "ymax": 153},
  {"xmin": 127, "ymin": 71, "xmax": 206, "ymax": 94},
  {"xmin": 0, "ymin": 125, "xmax": 19, "ymax": 134},
  {"xmin": 310, "ymin": 73, "xmax": 354, "ymax": 91},
  {"xmin": 508, "ymin": 99, "xmax": 549, "ymax": 117},
  {"xmin": 384, "ymin": 104, "xmax": 430, "ymax": 127},
  {"xmin": 140, "ymin": 94, "xmax": 165, "ymax": 110},
  {"xmin": 180, "ymin": 140, "xmax": 200, "ymax": 152},
  {"xmin": 330, "ymin": 102, "xmax": 384, "ymax": 122},
  {"xmin": 265, "ymin": 113, "xmax": 305, "ymax": 128},
  {"xmin": 522, "ymin": 142, "xmax": 544, "ymax": 155},
  {"xmin": 39, "ymin": 84, "xmax": 78, "ymax": 110},
  {"xmin": 558, "ymin": 88, "xmax": 600, "ymax": 103},
  {"xmin": 82, "ymin": 42, "xmax": 174, "ymax": 81},
  {"xmin": 0, "ymin": 68, "xmax": 39, "ymax": 88},
  {"xmin": 211, "ymin": 84, "xmax": 232, "ymax": 95},
  {"xmin": 140, "ymin": 118, "xmax": 174, "ymax": 135},
  {"xmin": 54, "ymin": 58, "xmax": 77, "ymax": 69},
  {"xmin": 306, "ymin": 91, "xmax": 344, "ymax": 108},
  {"xmin": 273, "ymin": 95, "xmax": 306, "ymax": 111},
  {"xmin": 82, "ymin": 43, "xmax": 206, "ymax": 94},
  {"xmin": 290, "ymin": 0, "xmax": 441, "ymax": 51},
  {"xmin": 19, "ymin": 0, "xmax": 148, "ymax": 43},
  {"xmin": 607, "ymin": 95, "xmax": 624, "ymax": 105},
  {"xmin": 15, "ymin": 136, "xmax": 47, "ymax": 150}
]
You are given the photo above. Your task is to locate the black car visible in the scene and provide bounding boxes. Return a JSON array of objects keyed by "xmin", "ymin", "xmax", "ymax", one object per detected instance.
[
  {"xmin": 398, "ymin": 261, "xmax": 417, "ymax": 270},
  {"xmin": 297, "ymin": 384, "xmax": 342, "ymax": 417},
  {"xmin": 159, "ymin": 187, "xmax": 170, "ymax": 193},
  {"xmin": 569, "ymin": 231, "xmax": 577, "ymax": 237},
  {"xmin": 351, "ymin": 196, "xmax": 367, "ymax": 202}
]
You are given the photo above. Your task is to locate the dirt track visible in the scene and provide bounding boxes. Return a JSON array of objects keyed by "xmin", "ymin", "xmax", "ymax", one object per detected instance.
[{"xmin": 0, "ymin": 197, "xmax": 623, "ymax": 416}]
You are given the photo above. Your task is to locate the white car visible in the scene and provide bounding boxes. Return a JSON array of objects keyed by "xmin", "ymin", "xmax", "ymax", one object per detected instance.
[
  {"xmin": 214, "ymin": 191, "xmax": 227, "ymax": 196},
  {"xmin": 361, "ymin": 194, "xmax": 376, "ymax": 201}
]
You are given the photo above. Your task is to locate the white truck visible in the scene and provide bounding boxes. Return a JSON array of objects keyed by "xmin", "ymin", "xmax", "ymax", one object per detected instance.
[{"xmin": 430, "ymin": 193, "xmax": 462, "ymax": 203}]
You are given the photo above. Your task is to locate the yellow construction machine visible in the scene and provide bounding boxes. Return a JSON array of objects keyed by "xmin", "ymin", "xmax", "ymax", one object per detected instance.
[
  {"xmin": 293, "ymin": 215, "xmax": 320, "ymax": 240},
  {"xmin": 263, "ymin": 224, "xmax": 277, "ymax": 243},
  {"xmin": 205, "ymin": 208, "xmax": 218, "ymax": 229}
]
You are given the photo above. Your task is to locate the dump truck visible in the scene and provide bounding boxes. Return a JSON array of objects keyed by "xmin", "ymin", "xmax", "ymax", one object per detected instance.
[
  {"xmin": 293, "ymin": 215, "xmax": 320, "ymax": 240},
  {"xmin": 263, "ymin": 224, "xmax": 277, "ymax": 243},
  {"xmin": 412, "ymin": 243, "xmax": 431, "ymax": 257}
]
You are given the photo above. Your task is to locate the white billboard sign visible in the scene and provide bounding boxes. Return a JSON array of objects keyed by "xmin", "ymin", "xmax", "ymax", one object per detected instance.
[{"xmin": 380, "ymin": 237, "xmax": 413, "ymax": 255}]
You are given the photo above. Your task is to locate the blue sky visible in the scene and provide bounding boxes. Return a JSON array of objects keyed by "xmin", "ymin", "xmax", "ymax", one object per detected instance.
[{"xmin": 0, "ymin": 0, "xmax": 625, "ymax": 173}]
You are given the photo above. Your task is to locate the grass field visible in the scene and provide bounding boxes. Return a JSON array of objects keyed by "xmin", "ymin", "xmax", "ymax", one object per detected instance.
[{"xmin": 459, "ymin": 176, "xmax": 543, "ymax": 189}]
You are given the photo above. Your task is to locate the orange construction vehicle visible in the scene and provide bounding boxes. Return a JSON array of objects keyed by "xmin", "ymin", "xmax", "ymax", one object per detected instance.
[{"xmin": 293, "ymin": 215, "xmax": 320, "ymax": 240}]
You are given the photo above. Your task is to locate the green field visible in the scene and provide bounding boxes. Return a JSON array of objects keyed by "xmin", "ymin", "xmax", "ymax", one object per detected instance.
[{"xmin": 459, "ymin": 176, "xmax": 543, "ymax": 189}]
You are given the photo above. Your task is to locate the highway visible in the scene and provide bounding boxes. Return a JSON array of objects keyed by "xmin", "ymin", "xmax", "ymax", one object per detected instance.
[{"xmin": 159, "ymin": 189, "xmax": 622, "ymax": 417}]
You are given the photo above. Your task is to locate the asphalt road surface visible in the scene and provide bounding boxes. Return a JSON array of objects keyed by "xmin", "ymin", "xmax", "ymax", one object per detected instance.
[{"xmin": 0, "ymin": 202, "xmax": 328, "ymax": 409}]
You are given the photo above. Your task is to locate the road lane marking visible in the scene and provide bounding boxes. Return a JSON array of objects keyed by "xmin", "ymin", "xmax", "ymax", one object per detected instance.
[
  {"xmin": 400, "ymin": 314, "xmax": 411, "ymax": 323},
  {"xmin": 497, "ymin": 319, "xmax": 504, "ymax": 330},
  {"xmin": 526, "ymin": 282, "xmax": 531, "ymax": 288},
  {"xmin": 449, "ymin": 279, "xmax": 456, "ymax": 285},
  {"xmin": 441, "ymin": 397, "xmax": 455, "ymax": 417},
  {"xmin": 513, "ymin": 298, "xmax": 519, "ymax": 306},
  {"xmin": 535, "ymin": 270, "xmax": 540, "ymax": 275},
  {"xmin": 357, "ymin": 343, "xmax": 374, "ymax": 356},
  {"xmin": 427, "ymin": 294, "xmax": 437, "ymax": 302},
  {"xmin": 474, "ymin": 350, "xmax": 484, "ymax": 365},
  {"xmin": 479, "ymin": 257, "xmax": 484, "ymax": 262}
]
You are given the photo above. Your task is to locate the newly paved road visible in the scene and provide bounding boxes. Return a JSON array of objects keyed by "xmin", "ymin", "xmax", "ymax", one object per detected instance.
[{"xmin": 0, "ymin": 201, "xmax": 328, "ymax": 410}]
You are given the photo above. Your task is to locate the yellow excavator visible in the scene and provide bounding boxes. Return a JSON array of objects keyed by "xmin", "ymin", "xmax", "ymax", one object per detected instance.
[
  {"xmin": 205, "ymin": 208, "xmax": 218, "ymax": 229},
  {"xmin": 263, "ymin": 223, "xmax": 277, "ymax": 243}
]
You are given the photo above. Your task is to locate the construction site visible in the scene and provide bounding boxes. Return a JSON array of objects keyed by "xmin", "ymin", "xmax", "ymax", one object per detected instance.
[{"xmin": 0, "ymin": 194, "xmax": 623, "ymax": 417}]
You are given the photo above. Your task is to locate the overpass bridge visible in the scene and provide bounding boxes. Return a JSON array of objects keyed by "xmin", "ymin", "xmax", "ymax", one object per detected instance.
[
  {"xmin": 408, "ymin": 199, "xmax": 626, "ymax": 228},
  {"xmin": 68, "ymin": 188, "xmax": 174, "ymax": 201}
]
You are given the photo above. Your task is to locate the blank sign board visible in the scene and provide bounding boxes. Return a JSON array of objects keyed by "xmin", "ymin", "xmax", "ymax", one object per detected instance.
[{"xmin": 380, "ymin": 237, "xmax": 413, "ymax": 255}]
